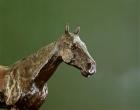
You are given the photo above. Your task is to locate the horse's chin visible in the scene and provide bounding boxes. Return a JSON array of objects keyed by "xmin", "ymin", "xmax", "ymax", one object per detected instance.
[{"xmin": 80, "ymin": 70, "xmax": 94, "ymax": 78}]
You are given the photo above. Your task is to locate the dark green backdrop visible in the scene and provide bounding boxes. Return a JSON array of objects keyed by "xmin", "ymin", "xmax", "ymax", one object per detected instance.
[{"xmin": 0, "ymin": 0, "xmax": 139, "ymax": 110}]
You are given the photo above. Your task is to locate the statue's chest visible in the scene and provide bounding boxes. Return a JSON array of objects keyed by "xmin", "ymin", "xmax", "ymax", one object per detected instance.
[{"xmin": 17, "ymin": 83, "xmax": 48, "ymax": 110}]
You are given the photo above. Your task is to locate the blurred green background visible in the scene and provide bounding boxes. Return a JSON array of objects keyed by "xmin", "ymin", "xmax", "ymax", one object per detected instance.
[{"xmin": 0, "ymin": 0, "xmax": 139, "ymax": 110}]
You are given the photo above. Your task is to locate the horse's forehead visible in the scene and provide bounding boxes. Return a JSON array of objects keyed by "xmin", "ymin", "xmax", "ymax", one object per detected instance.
[
  {"xmin": 73, "ymin": 35, "xmax": 86, "ymax": 48},
  {"xmin": 73, "ymin": 35, "xmax": 93, "ymax": 58},
  {"xmin": 70, "ymin": 34, "xmax": 93, "ymax": 60}
]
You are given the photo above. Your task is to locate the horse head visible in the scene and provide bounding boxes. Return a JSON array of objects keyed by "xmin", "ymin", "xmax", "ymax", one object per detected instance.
[{"xmin": 58, "ymin": 25, "xmax": 96, "ymax": 77}]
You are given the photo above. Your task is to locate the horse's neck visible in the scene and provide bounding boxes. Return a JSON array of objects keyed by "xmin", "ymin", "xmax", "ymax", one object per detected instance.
[
  {"xmin": 34, "ymin": 43, "xmax": 62, "ymax": 87},
  {"xmin": 11, "ymin": 42, "xmax": 62, "ymax": 85},
  {"xmin": 1, "ymin": 42, "xmax": 63, "ymax": 106},
  {"xmin": 34, "ymin": 51, "xmax": 62, "ymax": 87}
]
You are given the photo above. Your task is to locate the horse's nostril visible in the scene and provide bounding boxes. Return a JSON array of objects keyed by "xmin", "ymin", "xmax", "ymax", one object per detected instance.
[
  {"xmin": 87, "ymin": 63, "xmax": 92, "ymax": 70},
  {"xmin": 87, "ymin": 62, "xmax": 96, "ymax": 74}
]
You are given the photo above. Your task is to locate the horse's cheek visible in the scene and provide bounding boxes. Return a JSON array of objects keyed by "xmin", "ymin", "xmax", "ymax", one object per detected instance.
[{"xmin": 60, "ymin": 49, "xmax": 73, "ymax": 63}]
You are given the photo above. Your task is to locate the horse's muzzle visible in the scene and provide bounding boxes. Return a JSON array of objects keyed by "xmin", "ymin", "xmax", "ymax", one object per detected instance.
[{"xmin": 81, "ymin": 62, "xmax": 96, "ymax": 77}]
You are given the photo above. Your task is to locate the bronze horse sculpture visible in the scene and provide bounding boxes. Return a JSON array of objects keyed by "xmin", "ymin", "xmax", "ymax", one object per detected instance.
[{"xmin": 0, "ymin": 25, "xmax": 96, "ymax": 110}]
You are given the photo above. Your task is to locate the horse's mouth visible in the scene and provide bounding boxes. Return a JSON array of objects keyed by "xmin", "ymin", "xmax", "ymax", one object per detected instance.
[
  {"xmin": 80, "ymin": 67, "xmax": 96, "ymax": 78},
  {"xmin": 81, "ymin": 65, "xmax": 96, "ymax": 77}
]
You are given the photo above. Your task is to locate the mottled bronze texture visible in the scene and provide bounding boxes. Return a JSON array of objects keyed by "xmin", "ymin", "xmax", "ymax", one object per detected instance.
[{"xmin": 0, "ymin": 25, "xmax": 96, "ymax": 110}]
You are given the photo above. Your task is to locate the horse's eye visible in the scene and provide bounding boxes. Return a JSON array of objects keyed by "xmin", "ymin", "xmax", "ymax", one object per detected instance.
[{"xmin": 71, "ymin": 44, "xmax": 77, "ymax": 50}]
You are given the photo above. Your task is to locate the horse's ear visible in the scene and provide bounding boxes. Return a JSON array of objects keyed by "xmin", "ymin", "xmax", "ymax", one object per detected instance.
[
  {"xmin": 65, "ymin": 25, "xmax": 69, "ymax": 34},
  {"xmin": 74, "ymin": 26, "xmax": 80, "ymax": 34}
]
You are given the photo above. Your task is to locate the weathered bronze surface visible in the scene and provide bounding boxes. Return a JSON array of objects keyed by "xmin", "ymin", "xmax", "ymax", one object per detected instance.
[{"xmin": 0, "ymin": 26, "xmax": 96, "ymax": 110}]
